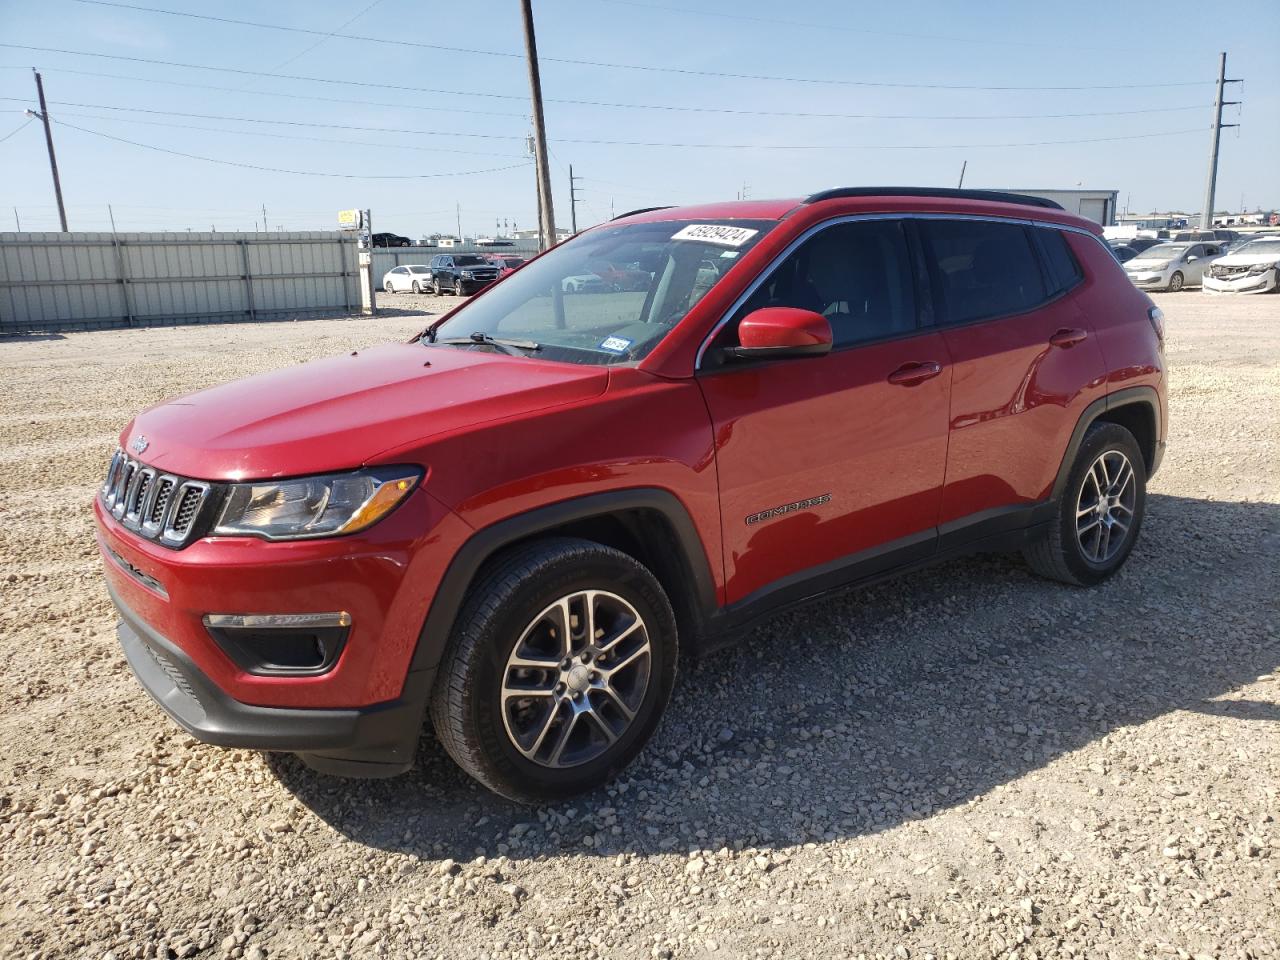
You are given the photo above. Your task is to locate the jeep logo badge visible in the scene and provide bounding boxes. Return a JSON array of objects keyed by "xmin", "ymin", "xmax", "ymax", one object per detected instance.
[{"xmin": 130, "ymin": 435, "xmax": 149, "ymax": 455}]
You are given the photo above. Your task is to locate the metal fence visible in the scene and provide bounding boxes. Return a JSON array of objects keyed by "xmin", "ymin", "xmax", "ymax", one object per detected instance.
[{"xmin": 0, "ymin": 231, "xmax": 361, "ymax": 334}]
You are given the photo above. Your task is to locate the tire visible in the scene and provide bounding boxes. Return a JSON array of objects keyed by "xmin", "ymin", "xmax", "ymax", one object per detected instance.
[
  {"xmin": 455, "ymin": 280, "xmax": 466, "ymax": 296},
  {"xmin": 384, "ymin": 281, "xmax": 394, "ymax": 294},
  {"xmin": 1023, "ymin": 421, "xmax": 1147, "ymax": 586},
  {"xmin": 1168, "ymin": 271, "xmax": 1185, "ymax": 292},
  {"xmin": 412, "ymin": 280, "xmax": 422, "ymax": 294},
  {"xmin": 430, "ymin": 537, "xmax": 678, "ymax": 803},
  {"xmin": 432, "ymin": 279, "xmax": 442, "ymax": 296}
]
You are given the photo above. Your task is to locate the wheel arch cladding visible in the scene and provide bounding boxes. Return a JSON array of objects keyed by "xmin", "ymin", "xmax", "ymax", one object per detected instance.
[
  {"xmin": 1052, "ymin": 386, "xmax": 1161, "ymax": 501},
  {"xmin": 409, "ymin": 489, "xmax": 718, "ymax": 674}
]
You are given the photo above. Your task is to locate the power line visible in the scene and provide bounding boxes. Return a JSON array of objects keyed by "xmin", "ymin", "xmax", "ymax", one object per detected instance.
[
  {"xmin": 592, "ymin": 0, "xmax": 1127, "ymax": 52},
  {"xmin": 0, "ymin": 96, "xmax": 523, "ymax": 140},
  {"xmin": 44, "ymin": 109, "xmax": 529, "ymax": 157},
  {"xmin": 56, "ymin": 4, "xmax": 1211, "ymax": 91},
  {"xmin": 0, "ymin": 63, "xmax": 1212, "ymax": 122},
  {"xmin": 0, "ymin": 116, "xmax": 34, "ymax": 143},
  {"xmin": 51, "ymin": 118, "xmax": 535, "ymax": 179},
  {"xmin": 38, "ymin": 107, "xmax": 1206, "ymax": 153}
]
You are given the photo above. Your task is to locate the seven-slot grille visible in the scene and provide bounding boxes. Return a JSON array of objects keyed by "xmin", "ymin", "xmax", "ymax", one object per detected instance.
[{"xmin": 101, "ymin": 449, "xmax": 214, "ymax": 548}]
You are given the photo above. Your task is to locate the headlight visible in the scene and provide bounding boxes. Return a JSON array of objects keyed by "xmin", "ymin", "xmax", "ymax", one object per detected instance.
[
  {"xmin": 213, "ymin": 467, "xmax": 421, "ymax": 541},
  {"xmin": 460, "ymin": 270, "xmax": 474, "ymax": 279},
  {"xmin": 1247, "ymin": 262, "xmax": 1277, "ymax": 276}
]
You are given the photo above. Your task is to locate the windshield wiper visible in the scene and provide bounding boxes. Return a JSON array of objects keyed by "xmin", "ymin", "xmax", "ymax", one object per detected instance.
[{"xmin": 435, "ymin": 331, "xmax": 541, "ymax": 357}]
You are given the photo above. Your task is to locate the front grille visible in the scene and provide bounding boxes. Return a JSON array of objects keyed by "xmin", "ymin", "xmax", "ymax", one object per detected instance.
[
  {"xmin": 1210, "ymin": 264, "xmax": 1251, "ymax": 278},
  {"xmin": 101, "ymin": 449, "xmax": 216, "ymax": 549}
]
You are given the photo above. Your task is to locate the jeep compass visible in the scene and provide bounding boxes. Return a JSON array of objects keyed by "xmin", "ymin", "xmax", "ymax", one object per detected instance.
[{"xmin": 95, "ymin": 188, "xmax": 1167, "ymax": 802}]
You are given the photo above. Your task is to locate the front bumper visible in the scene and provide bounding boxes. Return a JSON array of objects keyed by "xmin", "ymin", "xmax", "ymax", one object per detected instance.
[
  {"xmin": 1127, "ymin": 272, "xmax": 1170, "ymax": 289},
  {"xmin": 112, "ymin": 582, "xmax": 431, "ymax": 776},
  {"xmin": 1202, "ymin": 270, "xmax": 1278, "ymax": 294}
]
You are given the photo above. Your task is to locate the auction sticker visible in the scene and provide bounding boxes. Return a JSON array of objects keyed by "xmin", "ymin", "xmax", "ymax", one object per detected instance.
[
  {"xmin": 671, "ymin": 224, "xmax": 759, "ymax": 247},
  {"xmin": 599, "ymin": 335, "xmax": 633, "ymax": 354}
]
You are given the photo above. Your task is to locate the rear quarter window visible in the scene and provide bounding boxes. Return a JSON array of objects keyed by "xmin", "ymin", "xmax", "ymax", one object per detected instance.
[{"xmin": 1036, "ymin": 228, "xmax": 1084, "ymax": 294}]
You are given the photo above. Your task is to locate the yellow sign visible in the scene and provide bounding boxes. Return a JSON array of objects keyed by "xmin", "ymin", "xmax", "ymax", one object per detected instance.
[{"xmin": 337, "ymin": 209, "xmax": 359, "ymax": 229}]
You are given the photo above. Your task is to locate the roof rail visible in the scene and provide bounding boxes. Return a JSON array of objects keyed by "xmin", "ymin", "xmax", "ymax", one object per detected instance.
[
  {"xmin": 803, "ymin": 187, "xmax": 1064, "ymax": 211},
  {"xmin": 612, "ymin": 206, "xmax": 674, "ymax": 221}
]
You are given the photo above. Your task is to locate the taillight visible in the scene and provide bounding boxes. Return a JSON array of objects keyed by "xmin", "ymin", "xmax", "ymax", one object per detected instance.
[{"xmin": 1147, "ymin": 306, "xmax": 1165, "ymax": 341}]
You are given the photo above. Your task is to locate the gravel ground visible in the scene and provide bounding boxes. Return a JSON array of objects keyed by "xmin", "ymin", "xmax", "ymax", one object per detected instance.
[{"xmin": 1, "ymin": 292, "xmax": 1277, "ymax": 960}]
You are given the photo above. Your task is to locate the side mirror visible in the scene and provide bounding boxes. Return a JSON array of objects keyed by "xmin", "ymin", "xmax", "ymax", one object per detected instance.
[
  {"xmin": 728, "ymin": 307, "xmax": 833, "ymax": 361},
  {"xmin": 1186, "ymin": 255, "xmax": 1198, "ymax": 262}
]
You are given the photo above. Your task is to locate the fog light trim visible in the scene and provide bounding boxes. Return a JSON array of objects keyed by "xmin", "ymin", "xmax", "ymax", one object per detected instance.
[{"xmin": 203, "ymin": 612, "xmax": 351, "ymax": 630}]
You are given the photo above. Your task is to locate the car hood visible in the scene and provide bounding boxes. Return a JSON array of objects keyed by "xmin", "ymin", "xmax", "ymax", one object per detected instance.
[
  {"xmin": 1210, "ymin": 252, "xmax": 1280, "ymax": 267},
  {"xmin": 1126, "ymin": 259, "xmax": 1173, "ymax": 270},
  {"xmin": 121, "ymin": 342, "xmax": 608, "ymax": 480}
]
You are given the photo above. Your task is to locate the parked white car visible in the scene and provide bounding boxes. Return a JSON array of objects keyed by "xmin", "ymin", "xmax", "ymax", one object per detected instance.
[
  {"xmin": 1202, "ymin": 237, "xmax": 1280, "ymax": 295},
  {"xmin": 1123, "ymin": 241, "xmax": 1223, "ymax": 292},
  {"xmin": 382, "ymin": 264, "xmax": 434, "ymax": 293}
]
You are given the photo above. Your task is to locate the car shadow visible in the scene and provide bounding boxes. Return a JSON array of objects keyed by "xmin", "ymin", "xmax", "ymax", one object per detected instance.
[{"xmin": 268, "ymin": 493, "xmax": 1279, "ymax": 861}]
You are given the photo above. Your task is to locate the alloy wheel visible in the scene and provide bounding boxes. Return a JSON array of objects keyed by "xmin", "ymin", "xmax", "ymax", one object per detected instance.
[
  {"xmin": 1075, "ymin": 449, "xmax": 1137, "ymax": 564},
  {"xmin": 500, "ymin": 589, "xmax": 652, "ymax": 769}
]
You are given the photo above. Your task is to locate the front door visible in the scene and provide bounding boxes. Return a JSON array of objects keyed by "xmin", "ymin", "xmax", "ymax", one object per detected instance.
[{"xmin": 698, "ymin": 218, "xmax": 952, "ymax": 606}]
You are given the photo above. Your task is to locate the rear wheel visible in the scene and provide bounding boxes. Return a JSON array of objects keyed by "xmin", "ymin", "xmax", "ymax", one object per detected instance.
[
  {"xmin": 430, "ymin": 538, "xmax": 678, "ymax": 803},
  {"xmin": 1168, "ymin": 271, "xmax": 1185, "ymax": 292},
  {"xmin": 1024, "ymin": 422, "xmax": 1147, "ymax": 586}
]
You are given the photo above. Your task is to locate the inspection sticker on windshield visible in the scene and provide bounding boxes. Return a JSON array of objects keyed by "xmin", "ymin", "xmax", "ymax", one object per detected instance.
[
  {"xmin": 670, "ymin": 224, "xmax": 759, "ymax": 247},
  {"xmin": 599, "ymin": 335, "xmax": 633, "ymax": 354}
]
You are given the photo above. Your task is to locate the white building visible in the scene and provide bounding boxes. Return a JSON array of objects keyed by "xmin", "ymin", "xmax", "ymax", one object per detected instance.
[{"xmin": 1003, "ymin": 189, "xmax": 1119, "ymax": 225}]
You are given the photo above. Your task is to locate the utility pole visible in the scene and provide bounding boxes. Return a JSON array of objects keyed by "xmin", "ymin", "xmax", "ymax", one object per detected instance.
[
  {"xmin": 12, "ymin": 207, "xmax": 19, "ymax": 231},
  {"xmin": 1200, "ymin": 51, "xmax": 1241, "ymax": 229},
  {"xmin": 29, "ymin": 71, "xmax": 68, "ymax": 231},
  {"xmin": 455, "ymin": 202, "xmax": 461, "ymax": 241},
  {"xmin": 520, "ymin": 0, "xmax": 557, "ymax": 251},
  {"xmin": 261, "ymin": 204, "xmax": 268, "ymax": 232},
  {"xmin": 568, "ymin": 164, "xmax": 582, "ymax": 234},
  {"xmin": 957, "ymin": 160, "xmax": 967, "ymax": 189}
]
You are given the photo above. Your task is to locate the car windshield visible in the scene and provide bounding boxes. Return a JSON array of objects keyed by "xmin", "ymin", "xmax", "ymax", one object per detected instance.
[
  {"xmin": 426, "ymin": 218, "xmax": 775, "ymax": 365},
  {"xmin": 454, "ymin": 255, "xmax": 488, "ymax": 266},
  {"xmin": 407, "ymin": 266, "xmax": 430, "ymax": 274},
  {"xmin": 1137, "ymin": 244, "xmax": 1188, "ymax": 260},
  {"xmin": 1237, "ymin": 239, "xmax": 1280, "ymax": 255}
]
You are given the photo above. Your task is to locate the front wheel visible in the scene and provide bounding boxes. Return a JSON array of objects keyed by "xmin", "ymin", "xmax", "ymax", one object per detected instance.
[
  {"xmin": 430, "ymin": 538, "xmax": 678, "ymax": 803},
  {"xmin": 1168, "ymin": 271, "xmax": 1185, "ymax": 292},
  {"xmin": 432, "ymin": 278, "xmax": 442, "ymax": 296},
  {"xmin": 411, "ymin": 280, "xmax": 422, "ymax": 294},
  {"xmin": 384, "ymin": 281, "xmax": 394, "ymax": 293},
  {"xmin": 1023, "ymin": 421, "xmax": 1147, "ymax": 586}
]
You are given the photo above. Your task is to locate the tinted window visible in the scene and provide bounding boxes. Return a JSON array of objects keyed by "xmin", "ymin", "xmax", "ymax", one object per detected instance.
[
  {"xmin": 733, "ymin": 220, "xmax": 916, "ymax": 348},
  {"xmin": 1037, "ymin": 228, "xmax": 1083, "ymax": 292},
  {"xmin": 923, "ymin": 219, "xmax": 1046, "ymax": 324}
]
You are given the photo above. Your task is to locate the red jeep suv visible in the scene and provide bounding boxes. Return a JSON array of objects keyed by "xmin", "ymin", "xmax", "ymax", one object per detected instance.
[{"xmin": 95, "ymin": 188, "xmax": 1167, "ymax": 802}]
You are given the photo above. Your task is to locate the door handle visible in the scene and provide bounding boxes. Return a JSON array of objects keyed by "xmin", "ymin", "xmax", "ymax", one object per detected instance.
[
  {"xmin": 887, "ymin": 360, "xmax": 943, "ymax": 386},
  {"xmin": 1049, "ymin": 327, "xmax": 1088, "ymax": 348}
]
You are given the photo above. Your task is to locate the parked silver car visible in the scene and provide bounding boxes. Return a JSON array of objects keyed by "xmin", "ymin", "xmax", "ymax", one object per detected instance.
[{"xmin": 1123, "ymin": 242, "xmax": 1223, "ymax": 292}]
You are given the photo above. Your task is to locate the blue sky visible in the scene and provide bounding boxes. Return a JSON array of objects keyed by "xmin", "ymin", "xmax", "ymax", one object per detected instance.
[{"xmin": 1, "ymin": 0, "xmax": 1277, "ymax": 237}]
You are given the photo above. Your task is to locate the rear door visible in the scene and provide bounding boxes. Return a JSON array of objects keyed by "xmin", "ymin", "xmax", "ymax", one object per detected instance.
[
  {"xmin": 919, "ymin": 218, "xmax": 1108, "ymax": 541},
  {"xmin": 699, "ymin": 217, "xmax": 952, "ymax": 605}
]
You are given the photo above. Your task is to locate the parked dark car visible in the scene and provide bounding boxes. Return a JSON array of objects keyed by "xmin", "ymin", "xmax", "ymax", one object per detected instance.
[
  {"xmin": 1112, "ymin": 245, "xmax": 1140, "ymax": 263},
  {"xmin": 372, "ymin": 232, "xmax": 412, "ymax": 248},
  {"xmin": 1114, "ymin": 236, "xmax": 1165, "ymax": 255},
  {"xmin": 427, "ymin": 253, "xmax": 499, "ymax": 295}
]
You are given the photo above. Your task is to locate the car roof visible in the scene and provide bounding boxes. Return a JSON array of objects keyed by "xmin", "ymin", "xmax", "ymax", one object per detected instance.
[{"xmin": 615, "ymin": 188, "xmax": 1099, "ymax": 234}]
